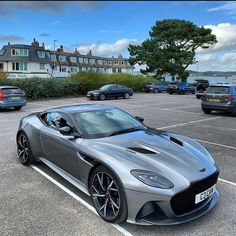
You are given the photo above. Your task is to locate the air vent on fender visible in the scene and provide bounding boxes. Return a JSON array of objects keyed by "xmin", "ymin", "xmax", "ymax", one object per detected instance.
[
  {"xmin": 126, "ymin": 147, "xmax": 157, "ymax": 154},
  {"xmin": 170, "ymin": 136, "xmax": 183, "ymax": 146}
]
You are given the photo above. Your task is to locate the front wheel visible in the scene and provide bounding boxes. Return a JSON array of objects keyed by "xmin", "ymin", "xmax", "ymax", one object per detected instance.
[
  {"xmin": 17, "ymin": 132, "xmax": 35, "ymax": 165},
  {"xmin": 124, "ymin": 93, "xmax": 130, "ymax": 99},
  {"xmin": 14, "ymin": 106, "xmax": 22, "ymax": 110},
  {"xmin": 99, "ymin": 94, "xmax": 106, "ymax": 101},
  {"xmin": 154, "ymin": 89, "xmax": 158, "ymax": 93},
  {"xmin": 90, "ymin": 166, "xmax": 128, "ymax": 223},
  {"xmin": 202, "ymin": 108, "xmax": 212, "ymax": 114}
]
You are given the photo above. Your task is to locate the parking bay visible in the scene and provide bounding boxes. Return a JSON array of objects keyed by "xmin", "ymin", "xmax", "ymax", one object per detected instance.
[{"xmin": 0, "ymin": 93, "xmax": 235, "ymax": 235}]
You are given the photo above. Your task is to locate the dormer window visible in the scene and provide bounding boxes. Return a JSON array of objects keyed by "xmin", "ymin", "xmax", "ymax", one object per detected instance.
[
  {"xmin": 84, "ymin": 58, "xmax": 88, "ymax": 64},
  {"xmin": 51, "ymin": 54, "xmax": 56, "ymax": 61},
  {"xmin": 0, "ymin": 49, "xmax": 6, "ymax": 56},
  {"xmin": 89, "ymin": 58, "xmax": 95, "ymax": 64},
  {"xmin": 78, "ymin": 57, "xmax": 83, "ymax": 63},
  {"xmin": 37, "ymin": 51, "xmax": 46, "ymax": 59},
  {"xmin": 70, "ymin": 56, "xmax": 77, "ymax": 63},
  {"xmin": 59, "ymin": 55, "xmax": 66, "ymax": 62},
  {"xmin": 11, "ymin": 48, "xmax": 28, "ymax": 56}
]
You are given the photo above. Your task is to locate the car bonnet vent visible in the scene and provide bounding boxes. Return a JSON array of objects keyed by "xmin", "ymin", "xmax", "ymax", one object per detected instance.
[
  {"xmin": 170, "ymin": 136, "xmax": 183, "ymax": 146},
  {"xmin": 127, "ymin": 147, "xmax": 157, "ymax": 154}
]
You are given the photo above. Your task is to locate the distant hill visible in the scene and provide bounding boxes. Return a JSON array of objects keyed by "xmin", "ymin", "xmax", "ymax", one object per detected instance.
[{"xmin": 187, "ymin": 70, "xmax": 236, "ymax": 77}]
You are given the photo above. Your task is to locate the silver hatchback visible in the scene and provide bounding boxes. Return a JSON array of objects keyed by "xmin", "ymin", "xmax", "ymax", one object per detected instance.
[{"xmin": 0, "ymin": 86, "xmax": 26, "ymax": 110}]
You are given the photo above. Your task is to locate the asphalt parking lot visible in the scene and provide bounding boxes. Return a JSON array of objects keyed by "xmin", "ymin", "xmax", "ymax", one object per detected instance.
[{"xmin": 0, "ymin": 93, "xmax": 235, "ymax": 236}]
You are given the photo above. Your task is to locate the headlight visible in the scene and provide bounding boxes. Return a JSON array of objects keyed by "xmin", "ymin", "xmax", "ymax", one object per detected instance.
[{"xmin": 131, "ymin": 170, "xmax": 174, "ymax": 189}]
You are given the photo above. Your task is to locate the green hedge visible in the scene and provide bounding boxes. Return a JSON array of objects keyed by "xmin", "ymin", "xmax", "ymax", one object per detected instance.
[
  {"xmin": 71, "ymin": 72, "xmax": 156, "ymax": 94},
  {"xmin": 0, "ymin": 77, "xmax": 80, "ymax": 100}
]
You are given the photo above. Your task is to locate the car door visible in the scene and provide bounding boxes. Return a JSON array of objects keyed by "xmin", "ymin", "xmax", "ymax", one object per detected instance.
[
  {"xmin": 40, "ymin": 111, "xmax": 82, "ymax": 179},
  {"xmin": 108, "ymin": 85, "xmax": 120, "ymax": 98}
]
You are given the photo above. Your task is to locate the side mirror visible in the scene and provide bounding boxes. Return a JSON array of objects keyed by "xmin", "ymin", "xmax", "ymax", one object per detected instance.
[
  {"xmin": 59, "ymin": 126, "xmax": 72, "ymax": 136},
  {"xmin": 135, "ymin": 116, "xmax": 144, "ymax": 123}
]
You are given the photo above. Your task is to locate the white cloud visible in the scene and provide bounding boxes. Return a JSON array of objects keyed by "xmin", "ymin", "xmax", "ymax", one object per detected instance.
[
  {"xmin": 207, "ymin": 2, "xmax": 236, "ymax": 14},
  {"xmin": 197, "ymin": 23, "xmax": 236, "ymax": 53},
  {"xmin": 75, "ymin": 38, "xmax": 142, "ymax": 57}
]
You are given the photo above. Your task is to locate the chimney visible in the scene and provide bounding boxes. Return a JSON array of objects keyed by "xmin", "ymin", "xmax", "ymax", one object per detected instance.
[
  {"xmin": 42, "ymin": 42, "xmax": 45, "ymax": 49},
  {"xmin": 60, "ymin": 45, "xmax": 63, "ymax": 52},
  {"xmin": 8, "ymin": 42, "xmax": 10, "ymax": 46},
  {"xmin": 74, "ymin": 48, "xmax": 80, "ymax": 55},
  {"xmin": 87, "ymin": 50, "xmax": 92, "ymax": 56}
]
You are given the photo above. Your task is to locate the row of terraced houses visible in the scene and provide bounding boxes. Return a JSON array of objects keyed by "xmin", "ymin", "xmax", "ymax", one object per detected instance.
[{"xmin": 0, "ymin": 39, "xmax": 134, "ymax": 79}]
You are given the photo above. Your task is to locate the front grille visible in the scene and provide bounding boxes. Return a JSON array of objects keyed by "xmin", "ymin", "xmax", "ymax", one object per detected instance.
[{"xmin": 170, "ymin": 170, "xmax": 219, "ymax": 215}]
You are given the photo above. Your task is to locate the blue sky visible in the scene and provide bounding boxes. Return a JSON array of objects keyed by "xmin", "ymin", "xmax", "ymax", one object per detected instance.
[{"xmin": 0, "ymin": 1, "xmax": 236, "ymax": 71}]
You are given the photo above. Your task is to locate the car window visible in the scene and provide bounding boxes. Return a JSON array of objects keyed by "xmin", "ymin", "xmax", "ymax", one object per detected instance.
[
  {"xmin": 1, "ymin": 88, "xmax": 23, "ymax": 94},
  {"xmin": 233, "ymin": 87, "xmax": 236, "ymax": 94},
  {"xmin": 42, "ymin": 112, "xmax": 74, "ymax": 130},
  {"xmin": 207, "ymin": 86, "xmax": 230, "ymax": 94},
  {"xmin": 117, "ymin": 85, "xmax": 126, "ymax": 89}
]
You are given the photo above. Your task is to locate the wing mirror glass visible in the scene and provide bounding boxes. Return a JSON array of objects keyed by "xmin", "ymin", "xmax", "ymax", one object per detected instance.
[{"xmin": 135, "ymin": 116, "xmax": 144, "ymax": 123}]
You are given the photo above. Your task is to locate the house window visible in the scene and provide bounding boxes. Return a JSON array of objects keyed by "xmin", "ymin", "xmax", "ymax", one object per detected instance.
[
  {"xmin": 37, "ymin": 51, "xmax": 46, "ymax": 58},
  {"xmin": 70, "ymin": 57, "xmax": 77, "ymax": 63},
  {"xmin": 70, "ymin": 67, "xmax": 77, "ymax": 73},
  {"xmin": 118, "ymin": 68, "xmax": 121, "ymax": 73},
  {"xmin": 51, "ymin": 54, "xmax": 56, "ymax": 61},
  {"xmin": 59, "ymin": 55, "xmax": 66, "ymax": 62},
  {"xmin": 84, "ymin": 58, "xmax": 88, "ymax": 64},
  {"xmin": 97, "ymin": 60, "xmax": 103, "ymax": 65},
  {"xmin": 103, "ymin": 60, "xmax": 107, "ymax": 65},
  {"xmin": 108, "ymin": 61, "xmax": 112, "ymax": 65},
  {"xmin": 112, "ymin": 68, "xmax": 116, "ymax": 73},
  {"xmin": 40, "ymin": 63, "xmax": 45, "ymax": 70},
  {"xmin": 121, "ymin": 61, "xmax": 124, "ymax": 65},
  {"xmin": 11, "ymin": 48, "xmax": 28, "ymax": 56},
  {"xmin": 0, "ymin": 63, "xmax": 3, "ymax": 71},
  {"xmin": 59, "ymin": 66, "xmax": 66, "ymax": 72},
  {"xmin": 12, "ymin": 62, "xmax": 27, "ymax": 71},
  {"xmin": 78, "ymin": 57, "xmax": 83, "ymax": 63},
  {"xmin": 89, "ymin": 58, "xmax": 95, "ymax": 64}
]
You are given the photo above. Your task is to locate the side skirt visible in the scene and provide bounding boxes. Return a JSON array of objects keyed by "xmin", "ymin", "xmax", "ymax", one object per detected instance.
[{"xmin": 39, "ymin": 157, "xmax": 90, "ymax": 196}]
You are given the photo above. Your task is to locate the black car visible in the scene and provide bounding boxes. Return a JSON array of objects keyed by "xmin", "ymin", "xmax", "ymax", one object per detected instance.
[
  {"xmin": 167, "ymin": 82, "xmax": 195, "ymax": 95},
  {"xmin": 201, "ymin": 84, "xmax": 236, "ymax": 116},
  {"xmin": 87, "ymin": 84, "xmax": 133, "ymax": 100}
]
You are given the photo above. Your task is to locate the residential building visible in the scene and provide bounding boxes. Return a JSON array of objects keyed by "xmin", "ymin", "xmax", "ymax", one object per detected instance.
[{"xmin": 0, "ymin": 39, "xmax": 134, "ymax": 79}]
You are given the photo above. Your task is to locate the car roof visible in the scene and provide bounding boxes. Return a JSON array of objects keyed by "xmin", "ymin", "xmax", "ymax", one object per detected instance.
[
  {"xmin": 0, "ymin": 86, "xmax": 19, "ymax": 89},
  {"xmin": 46, "ymin": 104, "xmax": 116, "ymax": 114}
]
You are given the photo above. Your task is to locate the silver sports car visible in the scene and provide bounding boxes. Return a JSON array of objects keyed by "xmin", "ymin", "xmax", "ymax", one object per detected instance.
[{"xmin": 16, "ymin": 104, "xmax": 219, "ymax": 225}]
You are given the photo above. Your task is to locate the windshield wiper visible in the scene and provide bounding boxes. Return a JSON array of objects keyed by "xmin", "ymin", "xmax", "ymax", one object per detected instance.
[{"xmin": 108, "ymin": 127, "xmax": 144, "ymax": 137}]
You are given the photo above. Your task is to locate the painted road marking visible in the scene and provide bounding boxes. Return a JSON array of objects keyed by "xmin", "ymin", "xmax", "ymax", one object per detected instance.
[
  {"xmin": 219, "ymin": 178, "xmax": 236, "ymax": 187},
  {"xmin": 195, "ymin": 139, "xmax": 236, "ymax": 151},
  {"xmin": 163, "ymin": 105, "xmax": 199, "ymax": 110},
  {"xmin": 157, "ymin": 116, "xmax": 221, "ymax": 129},
  {"xmin": 31, "ymin": 165, "xmax": 134, "ymax": 236}
]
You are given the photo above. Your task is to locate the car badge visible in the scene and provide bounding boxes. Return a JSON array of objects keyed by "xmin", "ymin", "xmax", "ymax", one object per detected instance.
[{"xmin": 199, "ymin": 168, "xmax": 206, "ymax": 172}]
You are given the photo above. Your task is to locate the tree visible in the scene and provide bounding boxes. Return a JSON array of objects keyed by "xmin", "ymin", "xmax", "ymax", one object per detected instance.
[{"xmin": 128, "ymin": 19, "xmax": 217, "ymax": 81}]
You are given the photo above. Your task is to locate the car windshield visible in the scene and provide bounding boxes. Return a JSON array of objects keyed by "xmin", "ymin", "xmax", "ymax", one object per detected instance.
[
  {"xmin": 100, "ymin": 85, "xmax": 112, "ymax": 90},
  {"xmin": 207, "ymin": 86, "xmax": 230, "ymax": 94},
  {"xmin": 73, "ymin": 108, "xmax": 146, "ymax": 138}
]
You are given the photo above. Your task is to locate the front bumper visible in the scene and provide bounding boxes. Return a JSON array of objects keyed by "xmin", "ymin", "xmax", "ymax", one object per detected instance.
[
  {"xmin": 201, "ymin": 102, "xmax": 235, "ymax": 112},
  {"xmin": 124, "ymin": 188, "xmax": 219, "ymax": 225},
  {"xmin": 86, "ymin": 94, "xmax": 100, "ymax": 99}
]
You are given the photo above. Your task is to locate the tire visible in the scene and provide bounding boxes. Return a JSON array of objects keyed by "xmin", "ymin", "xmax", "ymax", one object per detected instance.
[
  {"xmin": 14, "ymin": 106, "xmax": 22, "ymax": 110},
  {"xmin": 154, "ymin": 89, "xmax": 158, "ymax": 93},
  {"xmin": 124, "ymin": 92, "xmax": 130, "ymax": 99},
  {"xmin": 169, "ymin": 91, "xmax": 173, "ymax": 95},
  {"xmin": 202, "ymin": 108, "xmax": 212, "ymax": 114},
  {"xmin": 90, "ymin": 166, "xmax": 128, "ymax": 223},
  {"xmin": 231, "ymin": 109, "xmax": 236, "ymax": 117},
  {"xmin": 178, "ymin": 90, "xmax": 184, "ymax": 95},
  {"xmin": 99, "ymin": 94, "xmax": 106, "ymax": 101},
  {"xmin": 17, "ymin": 132, "xmax": 35, "ymax": 165},
  {"xmin": 196, "ymin": 95, "xmax": 201, "ymax": 99}
]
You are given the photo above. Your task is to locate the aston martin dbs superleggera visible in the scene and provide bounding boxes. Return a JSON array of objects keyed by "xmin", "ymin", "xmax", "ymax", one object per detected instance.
[{"xmin": 16, "ymin": 104, "xmax": 219, "ymax": 225}]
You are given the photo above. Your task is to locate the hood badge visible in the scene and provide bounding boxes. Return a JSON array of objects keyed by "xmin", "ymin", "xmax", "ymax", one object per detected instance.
[{"xmin": 199, "ymin": 168, "xmax": 206, "ymax": 172}]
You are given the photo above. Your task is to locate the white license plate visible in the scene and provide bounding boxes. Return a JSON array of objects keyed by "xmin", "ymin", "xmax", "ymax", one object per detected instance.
[
  {"xmin": 195, "ymin": 184, "xmax": 216, "ymax": 204},
  {"xmin": 11, "ymin": 97, "xmax": 20, "ymax": 100}
]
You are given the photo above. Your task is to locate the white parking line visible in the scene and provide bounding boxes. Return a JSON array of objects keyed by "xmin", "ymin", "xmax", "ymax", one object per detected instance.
[
  {"xmin": 157, "ymin": 116, "xmax": 221, "ymax": 129},
  {"xmin": 219, "ymin": 178, "xmax": 236, "ymax": 187},
  {"xmin": 163, "ymin": 105, "xmax": 199, "ymax": 110},
  {"xmin": 195, "ymin": 139, "xmax": 236, "ymax": 151},
  {"xmin": 31, "ymin": 165, "xmax": 134, "ymax": 236}
]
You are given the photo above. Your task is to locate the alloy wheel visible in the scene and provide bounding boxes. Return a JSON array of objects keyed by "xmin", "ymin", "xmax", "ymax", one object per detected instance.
[
  {"xmin": 17, "ymin": 134, "xmax": 29, "ymax": 164},
  {"xmin": 91, "ymin": 172, "xmax": 120, "ymax": 220}
]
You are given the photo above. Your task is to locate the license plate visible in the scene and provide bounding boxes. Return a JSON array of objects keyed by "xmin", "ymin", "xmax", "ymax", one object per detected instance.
[
  {"xmin": 11, "ymin": 97, "xmax": 21, "ymax": 100},
  {"xmin": 208, "ymin": 98, "xmax": 220, "ymax": 102},
  {"xmin": 195, "ymin": 184, "xmax": 216, "ymax": 204}
]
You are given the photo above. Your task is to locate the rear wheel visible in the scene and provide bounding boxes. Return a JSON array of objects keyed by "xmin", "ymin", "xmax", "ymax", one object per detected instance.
[
  {"xmin": 99, "ymin": 94, "xmax": 106, "ymax": 101},
  {"xmin": 154, "ymin": 89, "xmax": 158, "ymax": 93},
  {"xmin": 202, "ymin": 108, "xmax": 212, "ymax": 114},
  {"xmin": 231, "ymin": 109, "xmax": 236, "ymax": 117},
  {"xmin": 14, "ymin": 106, "xmax": 22, "ymax": 110},
  {"xmin": 124, "ymin": 93, "xmax": 130, "ymax": 99},
  {"xmin": 17, "ymin": 132, "xmax": 35, "ymax": 165},
  {"xmin": 90, "ymin": 166, "xmax": 128, "ymax": 223}
]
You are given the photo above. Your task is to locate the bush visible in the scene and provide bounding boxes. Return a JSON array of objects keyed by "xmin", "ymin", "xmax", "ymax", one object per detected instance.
[
  {"xmin": 0, "ymin": 77, "xmax": 79, "ymax": 100},
  {"xmin": 0, "ymin": 72, "xmax": 7, "ymax": 80},
  {"xmin": 71, "ymin": 72, "xmax": 156, "ymax": 94}
]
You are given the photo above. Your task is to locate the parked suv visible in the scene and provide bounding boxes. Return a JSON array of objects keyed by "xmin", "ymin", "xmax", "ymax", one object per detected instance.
[
  {"xmin": 201, "ymin": 84, "xmax": 236, "ymax": 116},
  {"xmin": 195, "ymin": 79, "xmax": 209, "ymax": 99},
  {"xmin": 0, "ymin": 86, "xmax": 26, "ymax": 110},
  {"xmin": 167, "ymin": 82, "xmax": 195, "ymax": 95},
  {"xmin": 142, "ymin": 83, "xmax": 167, "ymax": 93}
]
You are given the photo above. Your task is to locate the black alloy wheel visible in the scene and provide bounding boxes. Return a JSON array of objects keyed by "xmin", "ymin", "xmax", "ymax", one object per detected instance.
[
  {"xmin": 124, "ymin": 93, "xmax": 130, "ymax": 99},
  {"xmin": 17, "ymin": 133, "xmax": 34, "ymax": 165},
  {"xmin": 90, "ymin": 166, "xmax": 127, "ymax": 223}
]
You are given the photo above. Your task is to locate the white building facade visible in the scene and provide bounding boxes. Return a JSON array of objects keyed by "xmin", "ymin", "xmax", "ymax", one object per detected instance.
[{"xmin": 0, "ymin": 39, "xmax": 134, "ymax": 79}]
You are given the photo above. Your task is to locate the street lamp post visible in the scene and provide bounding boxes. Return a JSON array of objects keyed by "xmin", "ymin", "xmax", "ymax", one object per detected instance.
[{"xmin": 53, "ymin": 39, "xmax": 57, "ymax": 78}]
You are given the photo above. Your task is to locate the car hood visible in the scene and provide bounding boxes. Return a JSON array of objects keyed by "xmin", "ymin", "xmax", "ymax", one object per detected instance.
[{"xmin": 83, "ymin": 129, "xmax": 217, "ymax": 183}]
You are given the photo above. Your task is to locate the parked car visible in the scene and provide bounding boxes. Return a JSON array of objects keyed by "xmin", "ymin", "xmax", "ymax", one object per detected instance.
[
  {"xmin": 87, "ymin": 84, "xmax": 133, "ymax": 100},
  {"xmin": 17, "ymin": 104, "xmax": 219, "ymax": 225},
  {"xmin": 201, "ymin": 84, "xmax": 236, "ymax": 116},
  {"xmin": 195, "ymin": 79, "xmax": 209, "ymax": 99},
  {"xmin": 0, "ymin": 86, "xmax": 26, "ymax": 110},
  {"xmin": 142, "ymin": 83, "xmax": 167, "ymax": 93},
  {"xmin": 167, "ymin": 82, "xmax": 195, "ymax": 95}
]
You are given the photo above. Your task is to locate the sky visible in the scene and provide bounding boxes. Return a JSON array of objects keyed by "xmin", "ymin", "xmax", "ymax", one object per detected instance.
[{"xmin": 0, "ymin": 1, "xmax": 236, "ymax": 72}]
